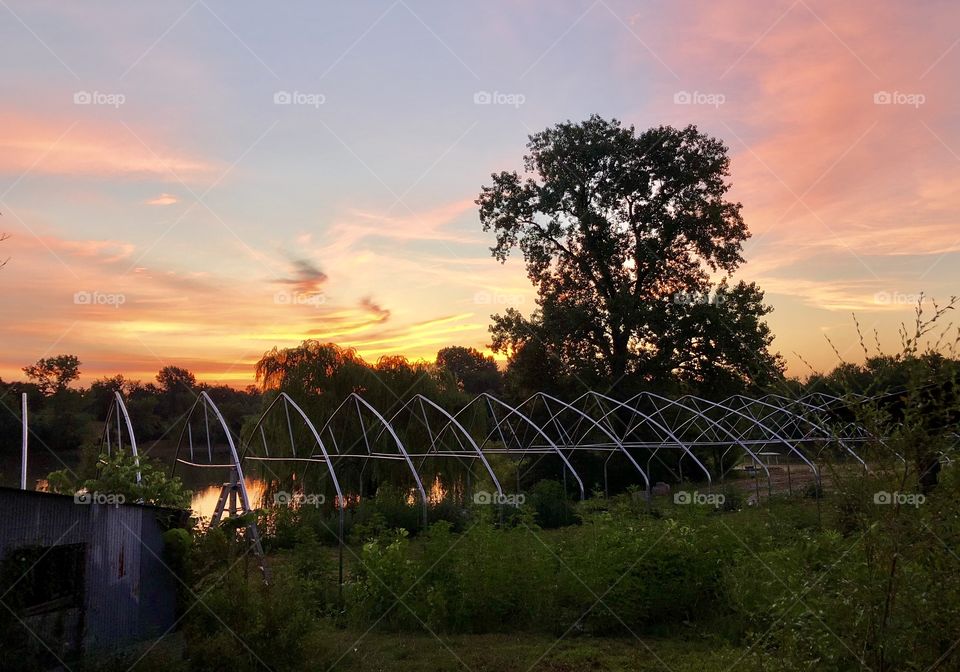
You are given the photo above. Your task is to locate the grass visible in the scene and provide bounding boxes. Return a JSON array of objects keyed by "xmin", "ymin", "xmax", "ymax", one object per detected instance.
[
  {"xmin": 110, "ymin": 626, "xmax": 749, "ymax": 671},
  {"xmin": 315, "ymin": 626, "xmax": 747, "ymax": 671}
]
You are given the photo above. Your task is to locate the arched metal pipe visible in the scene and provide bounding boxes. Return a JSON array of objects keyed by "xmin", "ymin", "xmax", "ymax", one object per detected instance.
[
  {"xmin": 318, "ymin": 393, "xmax": 429, "ymax": 527},
  {"xmin": 577, "ymin": 391, "xmax": 712, "ymax": 491},
  {"xmin": 678, "ymin": 394, "xmax": 821, "ymax": 505},
  {"xmin": 452, "ymin": 393, "xmax": 586, "ymax": 500},
  {"xmin": 725, "ymin": 394, "xmax": 867, "ymax": 470},
  {"xmin": 100, "ymin": 392, "xmax": 141, "ymax": 484},
  {"xmin": 377, "ymin": 394, "xmax": 505, "ymax": 501},
  {"xmin": 242, "ymin": 392, "xmax": 347, "ymax": 585},
  {"xmin": 171, "ymin": 392, "xmax": 269, "ymax": 578},
  {"xmin": 525, "ymin": 391, "xmax": 651, "ymax": 494},
  {"xmin": 173, "ymin": 392, "xmax": 254, "ymax": 513},
  {"xmin": 628, "ymin": 391, "xmax": 770, "ymax": 497}
]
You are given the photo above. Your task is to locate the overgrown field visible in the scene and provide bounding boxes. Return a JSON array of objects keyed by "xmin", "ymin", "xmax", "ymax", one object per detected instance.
[{"xmin": 69, "ymin": 463, "xmax": 960, "ymax": 672}]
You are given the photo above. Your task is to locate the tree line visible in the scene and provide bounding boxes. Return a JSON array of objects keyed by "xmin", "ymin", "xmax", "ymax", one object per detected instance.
[{"xmin": 0, "ymin": 345, "xmax": 501, "ymax": 458}]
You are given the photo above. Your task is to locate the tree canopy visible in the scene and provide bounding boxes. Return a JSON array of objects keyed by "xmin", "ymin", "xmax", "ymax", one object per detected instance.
[
  {"xmin": 477, "ymin": 115, "xmax": 783, "ymax": 393},
  {"xmin": 435, "ymin": 346, "xmax": 501, "ymax": 394},
  {"xmin": 22, "ymin": 355, "xmax": 81, "ymax": 396}
]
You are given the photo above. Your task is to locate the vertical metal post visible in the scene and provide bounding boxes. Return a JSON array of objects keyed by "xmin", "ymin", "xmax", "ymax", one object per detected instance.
[
  {"xmin": 203, "ymin": 402, "xmax": 212, "ymax": 462},
  {"xmin": 338, "ymin": 510, "xmax": 344, "ymax": 594},
  {"xmin": 753, "ymin": 457, "xmax": 761, "ymax": 505},
  {"xmin": 284, "ymin": 399, "xmax": 296, "ymax": 456},
  {"xmin": 229, "ymin": 466, "xmax": 238, "ymax": 517},
  {"xmin": 20, "ymin": 393, "xmax": 28, "ymax": 490}
]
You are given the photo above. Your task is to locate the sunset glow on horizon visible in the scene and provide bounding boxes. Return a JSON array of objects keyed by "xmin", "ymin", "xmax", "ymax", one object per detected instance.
[{"xmin": 3, "ymin": 0, "xmax": 960, "ymax": 387}]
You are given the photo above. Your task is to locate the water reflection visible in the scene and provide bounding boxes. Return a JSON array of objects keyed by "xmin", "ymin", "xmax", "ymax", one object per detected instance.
[
  {"xmin": 190, "ymin": 478, "xmax": 267, "ymax": 521},
  {"xmin": 189, "ymin": 473, "xmax": 459, "ymax": 520}
]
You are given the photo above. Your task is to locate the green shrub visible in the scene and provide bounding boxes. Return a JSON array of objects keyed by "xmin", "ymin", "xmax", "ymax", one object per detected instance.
[
  {"xmin": 182, "ymin": 565, "xmax": 319, "ymax": 672},
  {"xmin": 719, "ymin": 484, "xmax": 744, "ymax": 512},
  {"xmin": 527, "ymin": 479, "xmax": 578, "ymax": 528},
  {"xmin": 342, "ymin": 510, "xmax": 742, "ymax": 637},
  {"xmin": 47, "ymin": 452, "xmax": 192, "ymax": 509}
]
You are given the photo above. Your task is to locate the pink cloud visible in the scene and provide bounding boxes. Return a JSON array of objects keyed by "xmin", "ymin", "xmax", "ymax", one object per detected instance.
[
  {"xmin": 630, "ymin": 0, "xmax": 960, "ymax": 287},
  {"xmin": 0, "ymin": 112, "xmax": 219, "ymax": 180},
  {"xmin": 319, "ymin": 197, "xmax": 481, "ymax": 256},
  {"xmin": 146, "ymin": 193, "xmax": 179, "ymax": 206}
]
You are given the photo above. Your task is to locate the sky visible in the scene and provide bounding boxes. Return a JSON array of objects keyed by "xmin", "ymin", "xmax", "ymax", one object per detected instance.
[{"xmin": 1, "ymin": 0, "xmax": 959, "ymax": 386}]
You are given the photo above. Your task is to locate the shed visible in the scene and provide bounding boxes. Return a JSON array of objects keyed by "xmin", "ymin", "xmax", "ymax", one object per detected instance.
[{"xmin": 0, "ymin": 487, "xmax": 182, "ymax": 659}]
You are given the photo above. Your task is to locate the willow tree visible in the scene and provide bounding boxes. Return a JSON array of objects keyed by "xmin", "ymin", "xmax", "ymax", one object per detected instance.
[{"xmin": 477, "ymin": 115, "xmax": 783, "ymax": 392}]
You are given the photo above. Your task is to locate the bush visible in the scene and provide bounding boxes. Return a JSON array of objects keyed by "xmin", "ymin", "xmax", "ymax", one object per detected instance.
[
  {"xmin": 527, "ymin": 479, "xmax": 578, "ymax": 528},
  {"xmin": 182, "ymin": 565, "xmax": 321, "ymax": 672},
  {"xmin": 343, "ymin": 510, "xmax": 742, "ymax": 637},
  {"xmin": 350, "ymin": 485, "xmax": 422, "ymax": 540},
  {"xmin": 719, "ymin": 485, "xmax": 744, "ymax": 512},
  {"xmin": 47, "ymin": 452, "xmax": 192, "ymax": 509}
]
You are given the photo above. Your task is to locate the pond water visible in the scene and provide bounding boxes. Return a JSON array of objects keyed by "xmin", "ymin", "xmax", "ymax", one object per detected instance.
[{"xmin": 190, "ymin": 478, "xmax": 268, "ymax": 521}]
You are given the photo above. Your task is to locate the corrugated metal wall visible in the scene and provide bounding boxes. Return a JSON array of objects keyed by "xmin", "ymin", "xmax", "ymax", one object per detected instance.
[{"xmin": 0, "ymin": 487, "xmax": 179, "ymax": 653}]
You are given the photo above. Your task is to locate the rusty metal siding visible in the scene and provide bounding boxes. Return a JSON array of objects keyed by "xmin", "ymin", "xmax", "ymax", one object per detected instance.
[{"xmin": 0, "ymin": 487, "xmax": 179, "ymax": 653}]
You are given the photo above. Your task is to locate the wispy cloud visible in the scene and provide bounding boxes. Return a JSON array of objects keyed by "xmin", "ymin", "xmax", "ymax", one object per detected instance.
[
  {"xmin": 0, "ymin": 113, "xmax": 219, "ymax": 180},
  {"xmin": 145, "ymin": 193, "xmax": 178, "ymax": 205},
  {"xmin": 318, "ymin": 197, "xmax": 481, "ymax": 257},
  {"xmin": 358, "ymin": 296, "xmax": 391, "ymax": 323},
  {"xmin": 272, "ymin": 256, "xmax": 329, "ymax": 294}
]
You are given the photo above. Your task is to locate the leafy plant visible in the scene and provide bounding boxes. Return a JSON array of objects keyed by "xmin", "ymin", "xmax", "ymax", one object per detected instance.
[
  {"xmin": 527, "ymin": 479, "xmax": 578, "ymax": 528},
  {"xmin": 47, "ymin": 451, "xmax": 192, "ymax": 509}
]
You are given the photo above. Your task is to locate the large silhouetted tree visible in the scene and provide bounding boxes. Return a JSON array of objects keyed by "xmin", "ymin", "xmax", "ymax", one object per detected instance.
[{"xmin": 477, "ymin": 115, "xmax": 783, "ymax": 391}]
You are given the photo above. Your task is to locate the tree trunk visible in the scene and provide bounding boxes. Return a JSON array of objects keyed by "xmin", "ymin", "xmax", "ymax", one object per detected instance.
[{"xmin": 610, "ymin": 330, "xmax": 629, "ymax": 382}]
